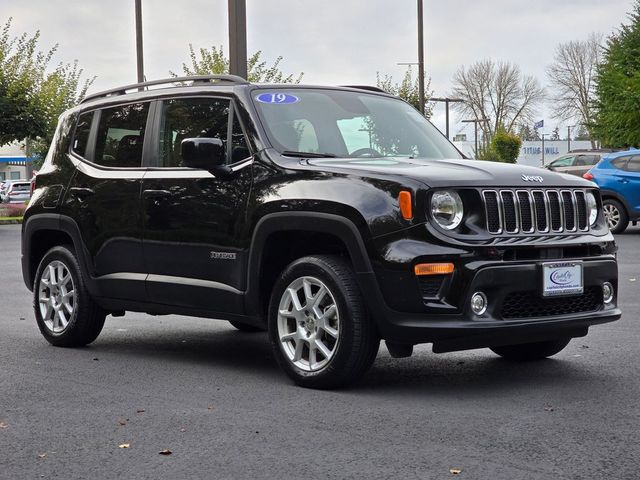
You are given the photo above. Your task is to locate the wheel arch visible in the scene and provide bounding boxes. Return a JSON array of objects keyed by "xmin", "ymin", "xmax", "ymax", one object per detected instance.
[
  {"xmin": 22, "ymin": 214, "xmax": 96, "ymax": 294},
  {"xmin": 244, "ymin": 212, "xmax": 375, "ymax": 319}
]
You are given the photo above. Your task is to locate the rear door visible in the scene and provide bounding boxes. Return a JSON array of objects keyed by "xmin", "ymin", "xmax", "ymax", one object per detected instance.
[
  {"xmin": 62, "ymin": 102, "xmax": 152, "ymax": 301},
  {"xmin": 141, "ymin": 95, "xmax": 253, "ymax": 314},
  {"xmin": 569, "ymin": 154, "xmax": 599, "ymax": 176}
]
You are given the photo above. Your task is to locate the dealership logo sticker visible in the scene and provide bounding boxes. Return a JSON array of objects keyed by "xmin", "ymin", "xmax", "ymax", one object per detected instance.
[
  {"xmin": 521, "ymin": 174, "xmax": 544, "ymax": 183},
  {"xmin": 255, "ymin": 93, "xmax": 300, "ymax": 104},
  {"xmin": 210, "ymin": 251, "xmax": 237, "ymax": 260},
  {"xmin": 550, "ymin": 269, "xmax": 574, "ymax": 285}
]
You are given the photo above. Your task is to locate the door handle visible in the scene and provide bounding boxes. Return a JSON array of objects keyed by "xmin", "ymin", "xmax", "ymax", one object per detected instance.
[
  {"xmin": 617, "ymin": 178, "xmax": 629, "ymax": 184},
  {"xmin": 142, "ymin": 189, "xmax": 172, "ymax": 199},
  {"xmin": 68, "ymin": 187, "xmax": 94, "ymax": 199}
]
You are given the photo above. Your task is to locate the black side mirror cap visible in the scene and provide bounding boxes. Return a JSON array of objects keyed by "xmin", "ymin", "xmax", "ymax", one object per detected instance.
[{"xmin": 181, "ymin": 138, "xmax": 226, "ymax": 170}]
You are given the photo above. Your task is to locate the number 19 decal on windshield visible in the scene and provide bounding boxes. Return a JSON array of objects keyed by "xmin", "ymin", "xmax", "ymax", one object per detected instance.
[{"xmin": 255, "ymin": 92, "xmax": 300, "ymax": 104}]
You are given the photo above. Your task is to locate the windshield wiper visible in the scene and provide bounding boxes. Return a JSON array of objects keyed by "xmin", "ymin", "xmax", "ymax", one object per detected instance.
[{"xmin": 281, "ymin": 150, "xmax": 337, "ymax": 158}]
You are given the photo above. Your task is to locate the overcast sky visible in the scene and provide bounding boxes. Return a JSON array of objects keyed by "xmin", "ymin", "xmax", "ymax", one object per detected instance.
[{"xmin": 3, "ymin": 0, "xmax": 635, "ymax": 138}]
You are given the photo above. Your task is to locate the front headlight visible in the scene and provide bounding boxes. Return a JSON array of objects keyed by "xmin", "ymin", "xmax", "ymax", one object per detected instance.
[
  {"xmin": 431, "ymin": 190, "xmax": 464, "ymax": 230},
  {"xmin": 585, "ymin": 191, "xmax": 598, "ymax": 226}
]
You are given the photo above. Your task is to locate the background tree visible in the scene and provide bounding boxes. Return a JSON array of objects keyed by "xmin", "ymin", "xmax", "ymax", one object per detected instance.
[
  {"xmin": 546, "ymin": 33, "xmax": 602, "ymax": 148},
  {"xmin": 451, "ymin": 59, "xmax": 545, "ymax": 141},
  {"xmin": 516, "ymin": 123, "xmax": 540, "ymax": 141},
  {"xmin": 593, "ymin": 1, "xmax": 640, "ymax": 147},
  {"xmin": 551, "ymin": 126, "xmax": 561, "ymax": 141},
  {"xmin": 0, "ymin": 18, "xmax": 93, "ymax": 166},
  {"xmin": 173, "ymin": 44, "xmax": 303, "ymax": 83},
  {"xmin": 376, "ymin": 66, "xmax": 433, "ymax": 117},
  {"xmin": 478, "ymin": 128, "xmax": 522, "ymax": 163}
]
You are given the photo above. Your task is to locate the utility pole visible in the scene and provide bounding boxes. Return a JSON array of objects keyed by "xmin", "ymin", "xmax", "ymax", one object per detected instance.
[
  {"xmin": 135, "ymin": 0, "xmax": 144, "ymax": 85},
  {"xmin": 417, "ymin": 0, "xmax": 425, "ymax": 116},
  {"xmin": 431, "ymin": 97, "xmax": 464, "ymax": 139},
  {"xmin": 541, "ymin": 133, "xmax": 549, "ymax": 166},
  {"xmin": 228, "ymin": 0, "xmax": 248, "ymax": 79},
  {"xmin": 462, "ymin": 118, "xmax": 490, "ymax": 158}
]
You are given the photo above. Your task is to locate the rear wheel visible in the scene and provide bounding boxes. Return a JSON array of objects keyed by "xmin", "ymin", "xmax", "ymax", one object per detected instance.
[
  {"xmin": 603, "ymin": 199, "xmax": 628, "ymax": 234},
  {"xmin": 34, "ymin": 245, "xmax": 106, "ymax": 347},
  {"xmin": 490, "ymin": 338, "xmax": 571, "ymax": 361},
  {"xmin": 268, "ymin": 255, "xmax": 379, "ymax": 389}
]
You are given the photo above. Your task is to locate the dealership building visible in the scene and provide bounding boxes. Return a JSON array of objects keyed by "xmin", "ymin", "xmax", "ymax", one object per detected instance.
[{"xmin": 0, "ymin": 143, "xmax": 30, "ymax": 181}]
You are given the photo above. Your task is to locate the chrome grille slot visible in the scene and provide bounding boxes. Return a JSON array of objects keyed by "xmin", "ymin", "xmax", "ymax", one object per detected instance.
[{"xmin": 482, "ymin": 188, "xmax": 591, "ymax": 236}]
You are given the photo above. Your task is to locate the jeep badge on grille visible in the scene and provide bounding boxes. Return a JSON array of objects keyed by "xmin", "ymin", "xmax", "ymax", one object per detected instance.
[{"xmin": 522, "ymin": 174, "xmax": 544, "ymax": 183}]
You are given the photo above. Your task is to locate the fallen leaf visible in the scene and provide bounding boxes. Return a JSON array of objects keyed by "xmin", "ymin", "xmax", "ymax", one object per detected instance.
[
  {"xmin": 0, "ymin": 421, "xmax": 8, "ymax": 429},
  {"xmin": 38, "ymin": 453, "xmax": 47, "ymax": 459},
  {"xmin": 159, "ymin": 449, "xmax": 172, "ymax": 455},
  {"xmin": 118, "ymin": 419, "xmax": 127, "ymax": 426},
  {"xmin": 118, "ymin": 443, "xmax": 130, "ymax": 449},
  {"xmin": 544, "ymin": 404, "xmax": 554, "ymax": 412},
  {"xmin": 180, "ymin": 428, "xmax": 186, "ymax": 433},
  {"xmin": 450, "ymin": 468, "xmax": 462, "ymax": 475},
  {"xmin": 136, "ymin": 409, "xmax": 145, "ymax": 414}
]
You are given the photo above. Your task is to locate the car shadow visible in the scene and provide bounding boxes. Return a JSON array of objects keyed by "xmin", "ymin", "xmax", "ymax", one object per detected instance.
[{"xmin": 75, "ymin": 324, "xmax": 615, "ymax": 395}]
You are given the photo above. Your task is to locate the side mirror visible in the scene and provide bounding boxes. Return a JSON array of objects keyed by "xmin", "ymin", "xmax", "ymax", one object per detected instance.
[{"xmin": 181, "ymin": 138, "xmax": 226, "ymax": 170}]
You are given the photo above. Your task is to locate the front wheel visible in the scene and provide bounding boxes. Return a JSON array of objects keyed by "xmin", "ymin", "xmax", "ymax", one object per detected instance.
[
  {"xmin": 34, "ymin": 245, "xmax": 106, "ymax": 347},
  {"xmin": 268, "ymin": 255, "xmax": 379, "ymax": 389},
  {"xmin": 490, "ymin": 338, "xmax": 571, "ymax": 361},
  {"xmin": 603, "ymin": 199, "xmax": 628, "ymax": 234}
]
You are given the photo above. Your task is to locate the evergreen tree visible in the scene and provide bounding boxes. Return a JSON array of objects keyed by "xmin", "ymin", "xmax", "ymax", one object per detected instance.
[{"xmin": 593, "ymin": 1, "xmax": 640, "ymax": 147}]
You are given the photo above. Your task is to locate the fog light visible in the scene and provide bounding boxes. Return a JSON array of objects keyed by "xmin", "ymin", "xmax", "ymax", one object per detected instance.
[
  {"xmin": 470, "ymin": 292, "xmax": 488, "ymax": 315},
  {"xmin": 602, "ymin": 282, "xmax": 614, "ymax": 304}
]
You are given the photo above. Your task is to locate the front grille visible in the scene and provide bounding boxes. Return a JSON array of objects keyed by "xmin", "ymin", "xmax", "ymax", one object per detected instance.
[
  {"xmin": 483, "ymin": 189, "xmax": 591, "ymax": 235},
  {"xmin": 500, "ymin": 286, "xmax": 602, "ymax": 319}
]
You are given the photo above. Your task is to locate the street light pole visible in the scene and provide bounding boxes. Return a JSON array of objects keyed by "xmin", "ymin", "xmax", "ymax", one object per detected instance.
[
  {"xmin": 567, "ymin": 125, "xmax": 576, "ymax": 153},
  {"xmin": 228, "ymin": 0, "xmax": 248, "ymax": 79},
  {"xmin": 135, "ymin": 0, "xmax": 144, "ymax": 86},
  {"xmin": 417, "ymin": 0, "xmax": 425, "ymax": 116},
  {"xmin": 541, "ymin": 133, "xmax": 549, "ymax": 166},
  {"xmin": 462, "ymin": 118, "xmax": 490, "ymax": 158},
  {"xmin": 431, "ymin": 97, "xmax": 464, "ymax": 139}
]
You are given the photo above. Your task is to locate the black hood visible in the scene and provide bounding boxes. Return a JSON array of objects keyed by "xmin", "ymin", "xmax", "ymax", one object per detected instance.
[{"xmin": 305, "ymin": 157, "xmax": 594, "ymax": 189}]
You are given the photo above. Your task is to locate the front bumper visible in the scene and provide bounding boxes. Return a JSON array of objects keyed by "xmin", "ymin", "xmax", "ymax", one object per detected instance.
[{"xmin": 358, "ymin": 256, "xmax": 620, "ymax": 351}]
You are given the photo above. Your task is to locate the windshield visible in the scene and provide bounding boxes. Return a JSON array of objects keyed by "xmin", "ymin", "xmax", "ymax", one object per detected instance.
[{"xmin": 252, "ymin": 88, "xmax": 463, "ymax": 161}]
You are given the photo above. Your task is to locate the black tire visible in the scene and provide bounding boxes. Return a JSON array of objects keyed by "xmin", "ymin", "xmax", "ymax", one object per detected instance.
[
  {"xmin": 33, "ymin": 245, "xmax": 106, "ymax": 347},
  {"xmin": 268, "ymin": 255, "xmax": 379, "ymax": 389},
  {"xmin": 228, "ymin": 320, "xmax": 265, "ymax": 332},
  {"xmin": 490, "ymin": 338, "xmax": 571, "ymax": 361},
  {"xmin": 603, "ymin": 198, "xmax": 628, "ymax": 234}
]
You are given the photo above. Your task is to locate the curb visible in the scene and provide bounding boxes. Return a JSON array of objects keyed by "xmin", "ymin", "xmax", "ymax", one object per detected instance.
[{"xmin": 0, "ymin": 218, "xmax": 23, "ymax": 225}]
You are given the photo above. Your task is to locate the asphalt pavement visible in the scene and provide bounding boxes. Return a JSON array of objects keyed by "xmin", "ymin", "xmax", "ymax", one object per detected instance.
[{"xmin": 0, "ymin": 223, "xmax": 638, "ymax": 479}]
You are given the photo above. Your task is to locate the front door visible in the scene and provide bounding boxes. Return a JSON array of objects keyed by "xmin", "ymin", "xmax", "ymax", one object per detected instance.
[{"xmin": 142, "ymin": 96, "xmax": 253, "ymax": 314}]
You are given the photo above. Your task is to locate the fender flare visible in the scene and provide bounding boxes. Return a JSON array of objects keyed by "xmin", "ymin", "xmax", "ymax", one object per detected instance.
[
  {"xmin": 600, "ymin": 189, "xmax": 633, "ymax": 217},
  {"xmin": 244, "ymin": 212, "xmax": 374, "ymax": 316},
  {"xmin": 21, "ymin": 214, "xmax": 97, "ymax": 295}
]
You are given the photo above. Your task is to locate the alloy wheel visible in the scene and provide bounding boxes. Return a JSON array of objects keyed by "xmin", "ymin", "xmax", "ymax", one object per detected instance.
[
  {"xmin": 38, "ymin": 260, "xmax": 76, "ymax": 334},
  {"xmin": 277, "ymin": 276, "xmax": 340, "ymax": 372},
  {"xmin": 603, "ymin": 203, "xmax": 620, "ymax": 230}
]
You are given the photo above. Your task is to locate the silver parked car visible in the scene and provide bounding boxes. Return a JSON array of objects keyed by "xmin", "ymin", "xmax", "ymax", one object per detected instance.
[
  {"xmin": 545, "ymin": 152, "xmax": 603, "ymax": 177},
  {"xmin": 1, "ymin": 180, "xmax": 31, "ymax": 204}
]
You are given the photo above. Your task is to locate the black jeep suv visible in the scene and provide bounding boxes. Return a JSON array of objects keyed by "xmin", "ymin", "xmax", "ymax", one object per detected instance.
[{"xmin": 22, "ymin": 75, "xmax": 620, "ymax": 388}]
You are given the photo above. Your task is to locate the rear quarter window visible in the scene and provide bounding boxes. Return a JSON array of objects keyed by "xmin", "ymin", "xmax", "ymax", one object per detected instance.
[{"xmin": 72, "ymin": 112, "xmax": 94, "ymax": 158}]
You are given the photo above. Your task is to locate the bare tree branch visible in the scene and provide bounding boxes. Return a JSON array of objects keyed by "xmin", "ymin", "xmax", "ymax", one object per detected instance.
[{"xmin": 451, "ymin": 59, "xmax": 545, "ymax": 140}]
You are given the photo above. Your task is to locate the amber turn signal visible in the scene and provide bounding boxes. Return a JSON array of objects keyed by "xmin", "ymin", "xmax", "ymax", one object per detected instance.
[
  {"xmin": 398, "ymin": 191, "xmax": 413, "ymax": 220},
  {"xmin": 414, "ymin": 263, "xmax": 455, "ymax": 276}
]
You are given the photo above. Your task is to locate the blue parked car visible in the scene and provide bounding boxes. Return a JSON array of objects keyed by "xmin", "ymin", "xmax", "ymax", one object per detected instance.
[{"xmin": 584, "ymin": 149, "xmax": 640, "ymax": 233}]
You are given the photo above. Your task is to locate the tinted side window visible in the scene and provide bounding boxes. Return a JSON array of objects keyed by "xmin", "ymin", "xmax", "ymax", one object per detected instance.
[
  {"xmin": 94, "ymin": 103, "xmax": 149, "ymax": 168},
  {"xmin": 611, "ymin": 156, "xmax": 630, "ymax": 170},
  {"xmin": 626, "ymin": 156, "xmax": 640, "ymax": 172},
  {"xmin": 72, "ymin": 112, "xmax": 93, "ymax": 158},
  {"xmin": 159, "ymin": 98, "xmax": 230, "ymax": 167}
]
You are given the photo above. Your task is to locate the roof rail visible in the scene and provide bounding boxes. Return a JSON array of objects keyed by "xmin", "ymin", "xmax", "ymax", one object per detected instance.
[
  {"xmin": 341, "ymin": 85, "xmax": 388, "ymax": 94},
  {"xmin": 81, "ymin": 75, "xmax": 249, "ymax": 104}
]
